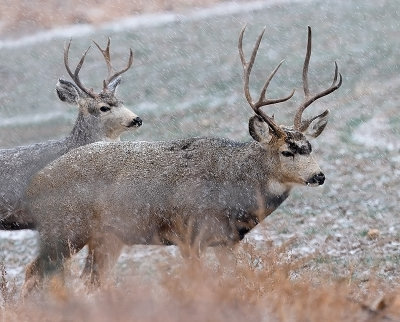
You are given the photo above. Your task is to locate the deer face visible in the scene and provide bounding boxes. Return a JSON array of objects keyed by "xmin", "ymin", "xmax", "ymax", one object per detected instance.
[
  {"xmin": 249, "ymin": 115, "xmax": 326, "ymax": 187},
  {"xmin": 277, "ymin": 130, "xmax": 324, "ymax": 186},
  {"xmin": 56, "ymin": 79, "xmax": 142, "ymax": 140},
  {"xmin": 57, "ymin": 38, "xmax": 142, "ymax": 140}
]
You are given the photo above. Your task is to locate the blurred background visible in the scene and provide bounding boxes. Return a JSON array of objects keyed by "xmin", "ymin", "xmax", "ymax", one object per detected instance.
[
  {"xmin": 0, "ymin": 0, "xmax": 243, "ymax": 37},
  {"xmin": 0, "ymin": 0, "xmax": 399, "ymax": 289}
]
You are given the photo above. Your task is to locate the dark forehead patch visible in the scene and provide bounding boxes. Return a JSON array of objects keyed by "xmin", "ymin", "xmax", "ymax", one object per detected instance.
[
  {"xmin": 284, "ymin": 131, "xmax": 312, "ymax": 155},
  {"xmin": 287, "ymin": 141, "xmax": 312, "ymax": 155},
  {"xmin": 285, "ymin": 131, "xmax": 305, "ymax": 141},
  {"xmin": 99, "ymin": 92, "xmax": 119, "ymax": 105}
]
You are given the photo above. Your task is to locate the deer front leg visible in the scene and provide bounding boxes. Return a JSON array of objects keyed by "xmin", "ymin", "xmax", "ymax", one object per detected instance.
[{"xmin": 82, "ymin": 232, "xmax": 124, "ymax": 287}]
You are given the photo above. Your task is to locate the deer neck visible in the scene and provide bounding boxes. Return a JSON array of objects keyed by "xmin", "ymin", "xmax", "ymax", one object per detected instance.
[
  {"xmin": 246, "ymin": 142, "xmax": 292, "ymax": 219},
  {"xmin": 66, "ymin": 112, "xmax": 114, "ymax": 149},
  {"xmin": 224, "ymin": 142, "xmax": 292, "ymax": 241}
]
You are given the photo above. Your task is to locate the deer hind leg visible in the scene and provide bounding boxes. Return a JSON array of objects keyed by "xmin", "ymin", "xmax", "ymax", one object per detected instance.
[
  {"xmin": 21, "ymin": 257, "xmax": 42, "ymax": 298},
  {"xmin": 82, "ymin": 232, "xmax": 124, "ymax": 287},
  {"xmin": 22, "ymin": 254, "xmax": 66, "ymax": 298},
  {"xmin": 22, "ymin": 238, "xmax": 82, "ymax": 298}
]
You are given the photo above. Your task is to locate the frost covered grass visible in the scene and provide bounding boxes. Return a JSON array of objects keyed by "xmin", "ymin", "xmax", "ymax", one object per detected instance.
[{"xmin": 1, "ymin": 243, "xmax": 399, "ymax": 321}]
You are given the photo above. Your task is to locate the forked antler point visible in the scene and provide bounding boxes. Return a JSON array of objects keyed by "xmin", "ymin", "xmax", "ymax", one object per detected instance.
[
  {"xmin": 294, "ymin": 26, "xmax": 342, "ymax": 132},
  {"xmin": 239, "ymin": 25, "xmax": 294, "ymax": 138},
  {"xmin": 93, "ymin": 37, "xmax": 134, "ymax": 91},
  {"xmin": 64, "ymin": 39, "xmax": 96, "ymax": 98}
]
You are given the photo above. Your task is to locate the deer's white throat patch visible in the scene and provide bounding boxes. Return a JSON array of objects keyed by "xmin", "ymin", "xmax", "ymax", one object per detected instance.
[{"xmin": 267, "ymin": 179, "xmax": 290, "ymax": 197}]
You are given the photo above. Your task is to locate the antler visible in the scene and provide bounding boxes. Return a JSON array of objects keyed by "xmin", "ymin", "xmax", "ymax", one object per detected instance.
[
  {"xmin": 293, "ymin": 26, "xmax": 342, "ymax": 132},
  {"xmin": 64, "ymin": 39, "xmax": 96, "ymax": 98},
  {"xmin": 93, "ymin": 37, "xmax": 134, "ymax": 91},
  {"xmin": 238, "ymin": 25, "xmax": 295, "ymax": 138}
]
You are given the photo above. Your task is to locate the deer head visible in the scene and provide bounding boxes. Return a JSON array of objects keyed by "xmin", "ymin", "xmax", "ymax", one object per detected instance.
[
  {"xmin": 56, "ymin": 38, "xmax": 142, "ymax": 140},
  {"xmin": 239, "ymin": 25, "xmax": 342, "ymax": 186}
]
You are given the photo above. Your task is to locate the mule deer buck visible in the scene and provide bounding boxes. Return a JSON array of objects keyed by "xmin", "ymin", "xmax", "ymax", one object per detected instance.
[
  {"xmin": 0, "ymin": 38, "xmax": 142, "ymax": 231},
  {"xmin": 22, "ymin": 26, "xmax": 341, "ymax": 294}
]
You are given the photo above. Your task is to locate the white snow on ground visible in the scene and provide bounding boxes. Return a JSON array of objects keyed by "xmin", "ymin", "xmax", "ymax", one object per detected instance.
[
  {"xmin": 352, "ymin": 114, "xmax": 398, "ymax": 151},
  {"xmin": 0, "ymin": 0, "xmax": 314, "ymax": 49},
  {"xmin": 0, "ymin": 111, "xmax": 67, "ymax": 127},
  {"xmin": 0, "ymin": 230, "xmax": 36, "ymax": 240}
]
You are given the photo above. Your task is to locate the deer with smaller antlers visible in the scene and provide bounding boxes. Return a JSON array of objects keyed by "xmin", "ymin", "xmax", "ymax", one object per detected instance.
[
  {"xmin": 0, "ymin": 38, "xmax": 141, "ymax": 229},
  {"xmin": 22, "ymin": 26, "xmax": 341, "ymax": 293}
]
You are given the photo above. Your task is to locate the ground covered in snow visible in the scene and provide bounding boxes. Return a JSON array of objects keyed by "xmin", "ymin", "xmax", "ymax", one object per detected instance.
[{"xmin": 0, "ymin": 0, "xmax": 399, "ymax": 293}]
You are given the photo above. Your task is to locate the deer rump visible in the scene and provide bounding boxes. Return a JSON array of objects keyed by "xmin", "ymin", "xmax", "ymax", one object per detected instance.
[{"xmin": 26, "ymin": 138, "xmax": 286, "ymax": 252}]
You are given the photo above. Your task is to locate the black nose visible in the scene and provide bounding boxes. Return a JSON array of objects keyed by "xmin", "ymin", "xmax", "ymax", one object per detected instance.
[
  {"xmin": 130, "ymin": 117, "xmax": 142, "ymax": 127},
  {"xmin": 313, "ymin": 172, "xmax": 325, "ymax": 185}
]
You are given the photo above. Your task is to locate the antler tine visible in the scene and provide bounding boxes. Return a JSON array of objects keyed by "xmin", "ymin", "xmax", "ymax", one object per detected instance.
[
  {"xmin": 106, "ymin": 48, "xmax": 134, "ymax": 85},
  {"xmin": 239, "ymin": 25, "xmax": 294, "ymax": 138},
  {"xmin": 93, "ymin": 37, "xmax": 134, "ymax": 90},
  {"xmin": 294, "ymin": 26, "xmax": 342, "ymax": 132},
  {"xmin": 64, "ymin": 39, "xmax": 96, "ymax": 98},
  {"xmin": 302, "ymin": 26, "xmax": 312, "ymax": 99},
  {"xmin": 239, "ymin": 24, "xmax": 264, "ymax": 109},
  {"xmin": 93, "ymin": 37, "xmax": 112, "ymax": 78},
  {"xmin": 257, "ymin": 60, "xmax": 295, "ymax": 108}
]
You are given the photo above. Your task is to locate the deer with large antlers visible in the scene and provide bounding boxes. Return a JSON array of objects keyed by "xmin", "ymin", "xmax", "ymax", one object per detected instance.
[
  {"xmin": 0, "ymin": 38, "xmax": 141, "ymax": 231},
  {"xmin": 22, "ymin": 26, "xmax": 341, "ymax": 294}
]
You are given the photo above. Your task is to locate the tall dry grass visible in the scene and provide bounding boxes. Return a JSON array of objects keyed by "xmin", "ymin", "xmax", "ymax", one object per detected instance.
[{"xmin": 1, "ymin": 242, "xmax": 399, "ymax": 322}]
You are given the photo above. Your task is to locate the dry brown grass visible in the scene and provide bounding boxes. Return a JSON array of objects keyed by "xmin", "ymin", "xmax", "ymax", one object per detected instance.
[
  {"xmin": 0, "ymin": 262, "xmax": 17, "ymax": 307},
  {"xmin": 0, "ymin": 0, "xmax": 242, "ymax": 38},
  {"xmin": 1, "ymin": 243, "xmax": 399, "ymax": 322}
]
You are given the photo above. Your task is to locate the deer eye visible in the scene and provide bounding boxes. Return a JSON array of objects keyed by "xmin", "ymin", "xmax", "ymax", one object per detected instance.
[
  {"xmin": 281, "ymin": 151, "xmax": 294, "ymax": 158},
  {"xmin": 100, "ymin": 105, "xmax": 111, "ymax": 112}
]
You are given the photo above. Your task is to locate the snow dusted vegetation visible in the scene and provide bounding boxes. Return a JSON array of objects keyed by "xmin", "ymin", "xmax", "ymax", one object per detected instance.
[{"xmin": 0, "ymin": 0, "xmax": 400, "ymax": 319}]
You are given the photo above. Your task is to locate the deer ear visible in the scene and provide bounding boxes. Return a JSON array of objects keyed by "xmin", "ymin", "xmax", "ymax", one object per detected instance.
[
  {"xmin": 249, "ymin": 115, "xmax": 274, "ymax": 143},
  {"xmin": 56, "ymin": 79, "xmax": 81, "ymax": 104},
  {"xmin": 304, "ymin": 110, "xmax": 329, "ymax": 138},
  {"xmin": 107, "ymin": 76, "xmax": 121, "ymax": 94}
]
